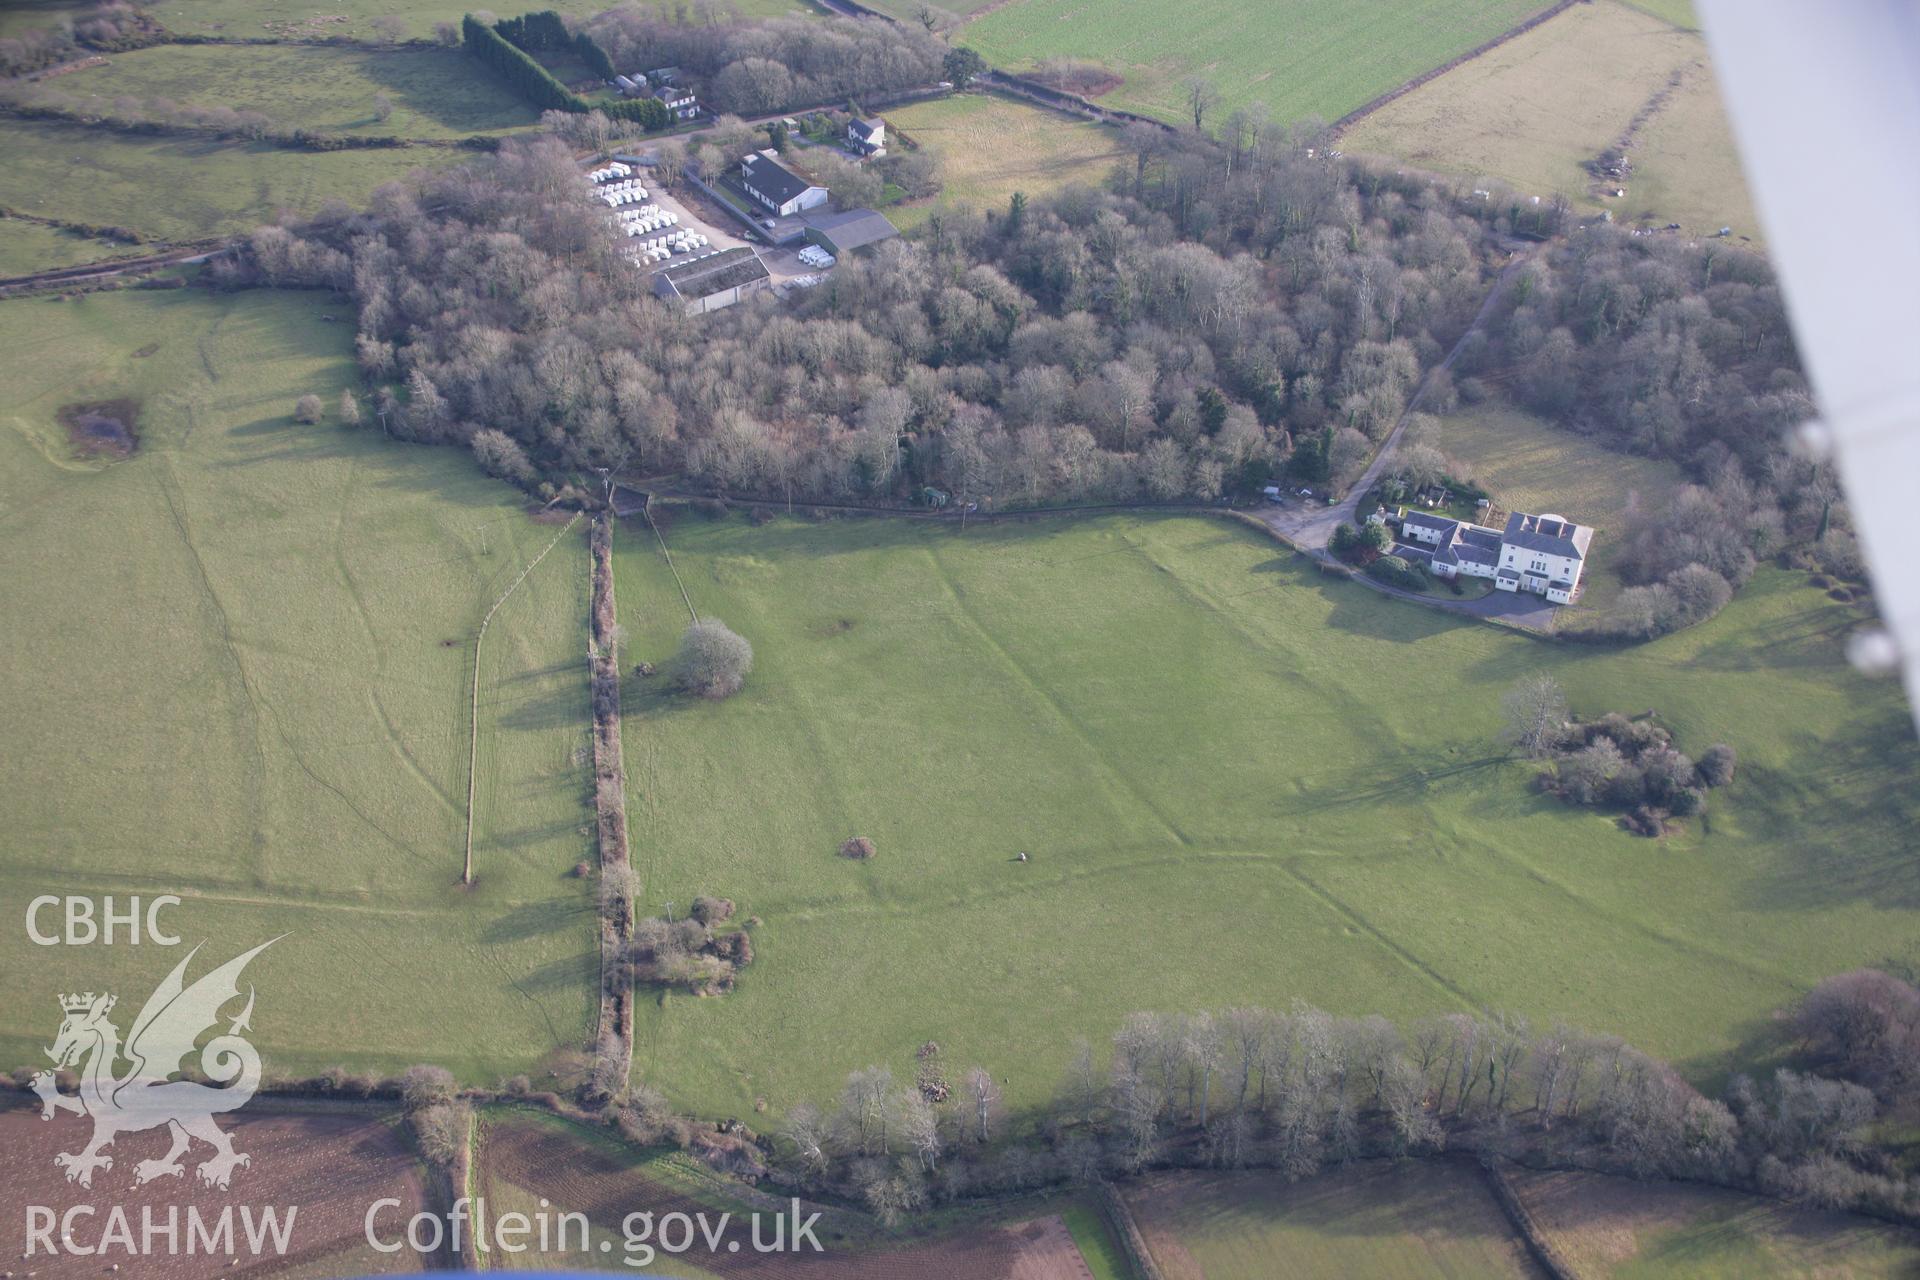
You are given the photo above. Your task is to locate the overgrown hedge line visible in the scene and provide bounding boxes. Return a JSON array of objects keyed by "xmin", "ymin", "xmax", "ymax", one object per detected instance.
[{"xmin": 462, "ymin": 12, "xmax": 668, "ymax": 129}]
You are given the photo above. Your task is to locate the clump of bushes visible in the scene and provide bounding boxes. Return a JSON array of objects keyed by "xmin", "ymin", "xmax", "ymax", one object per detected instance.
[
  {"xmin": 1567, "ymin": 562, "xmax": 1734, "ymax": 642},
  {"xmin": 627, "ymin": 900, "xmax": 753, "ymax": 995},
  {"xmin": 1542, "ymin": 712, "xmax": 1734, "ymax": 835},
  {"xmin": 1366, "ymin": 553, "xmax": 1429, "ymax": 592},
  {"xmin": 675, "ymin": 619, "xmax": 753, "ymax": 699},
  {"xmin": 839, "ymin": 835, "xmax": 876, "ymax": 860},
  {"xmin": 1331, "ymin": 520, "xmax": 1390, "ymax": 565}
]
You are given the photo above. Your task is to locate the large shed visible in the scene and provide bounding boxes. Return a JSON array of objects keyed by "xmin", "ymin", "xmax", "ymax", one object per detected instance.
[
  {"xmin": 652, "ymin": 247, "xmax": 772, "ymax": 315},
  {"xmin": 802, "ymin": 208, "xmax": 899, "ymax": 257}
]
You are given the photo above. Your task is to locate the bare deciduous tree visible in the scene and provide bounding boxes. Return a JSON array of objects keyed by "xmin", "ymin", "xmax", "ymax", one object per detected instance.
[
  {"xmin": 1501, "ymin": 672, "xmax": 1569, "ymax": 758},
  {"xmin": 1182, "ymin": 76, "xmax": 1221, "ymax": 132},
  {"xmin": 963, "ymin": 1066, "xmax": 1000, "ymax": 1144}
]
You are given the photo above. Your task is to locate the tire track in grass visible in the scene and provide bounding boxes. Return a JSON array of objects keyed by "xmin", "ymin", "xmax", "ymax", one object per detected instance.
[{"xmin": 922, "ymin": 538, "xmax": 1193, "ymax": 847}]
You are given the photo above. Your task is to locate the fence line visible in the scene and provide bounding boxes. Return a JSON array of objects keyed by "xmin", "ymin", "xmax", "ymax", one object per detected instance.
[{"xmin": 464, "ymin": 511, "xmax": 583, "ymax": 885}]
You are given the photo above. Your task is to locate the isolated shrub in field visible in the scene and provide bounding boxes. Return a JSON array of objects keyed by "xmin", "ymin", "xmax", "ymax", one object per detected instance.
[
  {"xmin": 675, "ymin": 619, "xmax": 753, "ymax": 699},
  {"xmin": 627, "ymin": 901, "xmax": 749, "ymax": 995},
  {"xmin": 293, "ymin": 393, "xmax": 324, "ymax": 424},
  {"xmin": 840, "ymin": 836, "xmax": 876, "ymax": 860},
  {"xmin": 1699, "ymin": 744, "xmax": 1737, "ymax": 788}
]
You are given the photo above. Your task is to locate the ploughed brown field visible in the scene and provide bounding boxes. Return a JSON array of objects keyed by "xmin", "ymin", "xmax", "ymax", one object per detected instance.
[
  {"xmin": 480, "ymin": 1117, "xmax": 1093, "ymax": 1278},
  {"xmin": 0, "ymin": 1102, "xmax": 433, "ymax": 1279}
]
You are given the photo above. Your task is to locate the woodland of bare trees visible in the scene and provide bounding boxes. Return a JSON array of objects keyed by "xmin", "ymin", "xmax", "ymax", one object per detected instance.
[
  {"xmin": 771, "ymin": 995, "xmax": 1920, "ymax": 1227},
  {"xmin": 1470, "ymin": 230, "xmax": 1853, "ymax": 634},
  {"xmin": 238, "ymin": 125, "xmax": 1496, "ymax": 511},
  {"xmin": 582, "ymin": 9, "xmax": 944, "ymax": 118},
  {"xmin": 230, "ymin": 70, "xmax": 1845, "ymax": 632}
]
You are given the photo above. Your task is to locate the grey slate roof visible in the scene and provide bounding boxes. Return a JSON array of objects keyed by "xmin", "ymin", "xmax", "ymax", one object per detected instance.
[
  {"xmin": 1455, "ymin": 527, "xmax": 1502, "ymax": 565},
  {"xmin": 803, "ymin": 207, "xmax": 899, "ymax": 252},
  {"xmin": 1503, "ymin": 511, "xmax": 1593, "ymax": 561},
  {"xmin": 655, "ymin": 247, "xmax": 770, "ymax": 298},
  {"xmin": 849, "ymin": 117, "xmax": 884, "ymax": 140},
  {"xmin": 1401, "ymin": 511, "xmax": 1458, "ymax": 537},
  {"xmin": 742, "ymin": 151, "xmax": 819, "ymax": 208},
  {"xmin": 1432, "ymin": 522, "xmax": 1501, "ymax": 567}
]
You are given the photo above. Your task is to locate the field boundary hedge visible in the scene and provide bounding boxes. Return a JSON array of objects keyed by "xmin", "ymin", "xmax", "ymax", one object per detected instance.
[
  {"xmin": 1479, "ymin": 1156, "xmax": 1579, "ymax": 1280},
  {"xmin": 587, "ymin": 514, "xmax": 635, "ymax": 1088},
  {"xmin": 1095, "ymin": 1180, "xmax": 1165, "ymax": 1280},
  {"xmin": 462, "ymin": 12, "xmax": 667, "ymax": 128}
]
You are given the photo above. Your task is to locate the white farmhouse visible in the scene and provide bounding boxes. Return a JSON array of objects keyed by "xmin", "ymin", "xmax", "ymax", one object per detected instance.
[
  {"xmin": 1409, "ymin": 509, "xmax": 1594, "ymax": 604},
  {"xmin": 846, "ymin": 116, "xmax": 886, "ymax": 156},
  {"xmin": 740, "ymin": 150, "xmax": 828, "ymax": 218},
  {"xmin": 1495, "ymin": 512, "xmax": 1593, "ymax": 603}
]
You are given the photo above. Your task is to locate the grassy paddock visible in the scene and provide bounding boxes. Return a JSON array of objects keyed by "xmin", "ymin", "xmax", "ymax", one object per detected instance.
[
  {"xmin": 959, "ymin": 0, "xmax": 1548, "ymax": 128},
  {"xmin": 0, "ymin": 288, "xmax": 596, "ymax": 1080},
  {"xmin": 1433, "ymin": 398, "xmax": 1685, "ymax": 614},
  {"xmin": 0, "ymin": 218, "xmax": 129, "ymax": 276},
  {"xmin": 612, "ymin": 510, "xmax": 1919, "ymax": 1119},
  {"xmin": 49, "ymin": 43, "xmax": 540, "ymax": 139},
  {"xmin": 883, "ymin": 92, "xmax": 1126, "ymax": 230},
  {"xmin": 0, "ymin": 117, "xmax": 458, "ymax": 245},
  {"xmin": 1125, "ymin": 1163, "xmax": 1537, "ymax": 1278},
  {"xmin": 1345, "ymin": 0, "xmax": 1758, "ymax": 239},
  {"xmin": 1512, "ymin": 1168, "xmax": 1920, "ymax": 1277}
]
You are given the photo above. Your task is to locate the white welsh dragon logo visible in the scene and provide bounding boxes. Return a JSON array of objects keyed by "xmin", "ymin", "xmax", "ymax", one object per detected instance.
[{"xmin": 31, "ymin": 939, "xmax": 280, "ymax": 1190}]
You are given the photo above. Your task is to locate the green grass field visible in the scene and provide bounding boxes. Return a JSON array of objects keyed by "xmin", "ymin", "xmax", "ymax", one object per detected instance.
[
  {"xmin": 611, "ymin": 510, "xmax": 1920, "ymax": 1119},
  {"xmin": 49, "ymin": 43, "xmax": 540, "ymax": 140},
  {"xmin": 1513, "ymin": 1168, "xmax": 1920, "ymax": 1277},
  {"xmin": 884, "ymin": 93, "xmax": 1126, "ymax": 230},
  {"xmin": 959, "ymin": 0, "xmax": 1550, "ymax": 127},
  {"xmin": 1127, "ymin": 1163, "xmax": 1537, "ymax": 1278},
  {"xmin": 1433, "ymin": 398, "xmax": 1686, "ymax": 614},
  {"xmin": 1345, "ymin": 0, "xmax": 1759, "ymax": 240},
  {"xmin": 0, "ymin": 218, "xmax": 130, "ymax": 276},
  {"xmin": 139, "ymin": 0, "xmax": 818, "ymax": 39},
  {"xmin": 0, "ymin": 117, "xmax": 459, "ymax": 246},
  {"xmin": 0, "ymin": 288, "xmax": 597, "ymax": 1081}
]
